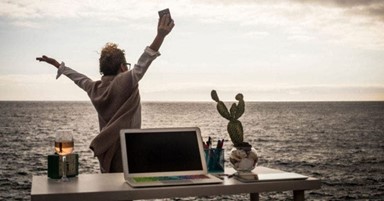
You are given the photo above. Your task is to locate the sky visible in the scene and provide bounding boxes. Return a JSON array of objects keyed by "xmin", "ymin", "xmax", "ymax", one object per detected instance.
[{"xmin": 0, "ymin": 0, "xmax": 383, "ymax": 101}]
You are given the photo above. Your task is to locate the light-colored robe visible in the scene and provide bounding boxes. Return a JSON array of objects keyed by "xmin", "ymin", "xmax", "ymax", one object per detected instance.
[{"xmin": 56, "ymin": 47, "xmax": 160, "ymax": 172}]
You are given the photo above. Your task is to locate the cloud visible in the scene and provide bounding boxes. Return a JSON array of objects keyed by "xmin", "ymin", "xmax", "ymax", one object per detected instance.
[
  {"xmin": 0, "ymin": 1, "xmax": 42, "ymax": 19},
  {"xmin": 295, "ymin": 0, "xmax": 383, "ymax": 8},
  {"xmin": 293, "ymin": 0, "xmax": 384, "ymax": 21},
  {"xmin": 0, "ymin": 0, "xmax": 155, "ymax": 21},
  {"xmin": 1, "ymin": 0, "xmax": 383, "ymax": 52},
  {"xmin": 192, "ymin": 1, "xmax": 384, "ymax": 50},
  {"xmin": 2, "ymin": 0, "xmax": 383, "ymax": 23}
]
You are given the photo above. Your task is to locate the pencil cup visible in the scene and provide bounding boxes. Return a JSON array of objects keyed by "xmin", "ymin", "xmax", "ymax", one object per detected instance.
[{"xmin": 205, "ymin": 148, "xmax": 224, "ymax": 173}]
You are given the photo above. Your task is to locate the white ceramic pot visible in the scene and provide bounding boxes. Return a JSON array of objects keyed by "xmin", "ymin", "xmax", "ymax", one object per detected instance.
[{"xmin": 229, "ymin": 145, "xmax": 258, "ymax": 172}]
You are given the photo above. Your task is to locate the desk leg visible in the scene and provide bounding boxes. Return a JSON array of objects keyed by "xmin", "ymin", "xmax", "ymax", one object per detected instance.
[
  {"xmin": 250, "ymin": 193, "xmax": 259, "ymax": 201},
  {"xmin": 293, "ymin": 190, "xmax": 305, "ymax": 201}
]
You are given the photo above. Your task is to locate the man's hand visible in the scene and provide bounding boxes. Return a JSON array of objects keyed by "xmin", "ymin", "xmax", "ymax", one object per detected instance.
[
  {"xmin": 36, "ymin": 55, "xmax": 60, "ymax": 68},
  {"xmin": 150, "ymin": 14, "xmax": 175, "ymax": 52},
  {"xmin": 157, "ymin": 14, "xmax": 175, "ymax": 38}
]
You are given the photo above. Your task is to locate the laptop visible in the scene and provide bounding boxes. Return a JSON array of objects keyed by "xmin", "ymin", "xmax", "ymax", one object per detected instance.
[
  {"xmin": 234, "ymin": 172, "xmax": 308, "ymax": 183},
  {"xmin": 120, "ymin": 127, "xmax": 223, "ymax": 187}
]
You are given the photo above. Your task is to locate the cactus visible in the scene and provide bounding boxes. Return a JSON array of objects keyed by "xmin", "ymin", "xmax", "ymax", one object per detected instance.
[{"xmin": 211, "ymin": 90, "xmax": 245, "ymax": 146}]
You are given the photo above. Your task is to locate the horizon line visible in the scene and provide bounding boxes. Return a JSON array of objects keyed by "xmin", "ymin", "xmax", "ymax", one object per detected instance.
[{"xmin": 1, "ymin": 99, "xmax": 383, "ymax": 103}]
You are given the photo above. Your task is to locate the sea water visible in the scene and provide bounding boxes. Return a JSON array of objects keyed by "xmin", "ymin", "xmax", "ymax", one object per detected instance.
[{"xmin": 0, "ymin": 101, "xmax": 383, "ymax": 200}]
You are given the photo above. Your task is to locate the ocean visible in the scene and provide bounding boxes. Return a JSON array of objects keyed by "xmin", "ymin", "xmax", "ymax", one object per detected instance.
[{"xmin": 0, "ymin": 101, "xmax": 383, "ymax": 200}]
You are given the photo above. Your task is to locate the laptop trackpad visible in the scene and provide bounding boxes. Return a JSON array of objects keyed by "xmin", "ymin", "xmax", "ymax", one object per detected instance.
[{"xmin": 161, "ymin": 180, "xmax": 193, "ymax": 184}]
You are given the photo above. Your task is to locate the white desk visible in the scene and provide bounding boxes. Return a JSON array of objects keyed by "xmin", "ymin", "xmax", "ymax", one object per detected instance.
[{"xmin": 31, "ymin": 167, "xmax": 321, "ymax": 201}]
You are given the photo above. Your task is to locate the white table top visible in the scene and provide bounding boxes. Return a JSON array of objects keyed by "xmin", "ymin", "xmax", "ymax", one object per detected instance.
[{"xmin": 31, "ymin": 166, "xmax": 321, "ymax": 201}]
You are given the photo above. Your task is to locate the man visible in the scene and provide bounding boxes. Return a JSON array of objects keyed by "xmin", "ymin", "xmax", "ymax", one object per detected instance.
[{"xmin": 36, "ymin": 14, "xmax": 175, "ymax": 173}]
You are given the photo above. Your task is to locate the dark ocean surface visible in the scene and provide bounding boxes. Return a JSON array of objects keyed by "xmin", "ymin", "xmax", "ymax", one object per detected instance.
[{"xmin": 0, "ymin": 101, "xmax": 383, "ymax": 200}]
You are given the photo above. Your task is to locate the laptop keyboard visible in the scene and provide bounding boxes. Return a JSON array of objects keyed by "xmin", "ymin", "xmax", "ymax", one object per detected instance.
[{"xmin": 133, "ymin": 174, "xmax": 210, "ymax": 183}]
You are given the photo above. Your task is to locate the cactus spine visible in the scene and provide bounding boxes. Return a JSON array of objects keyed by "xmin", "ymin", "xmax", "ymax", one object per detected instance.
[{"xmin": 211, "ymin": 90, "xmax": 245, "ymax": 146}]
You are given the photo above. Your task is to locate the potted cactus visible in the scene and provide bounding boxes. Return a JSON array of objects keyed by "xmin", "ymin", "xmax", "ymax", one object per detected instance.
[{"xmin": 211, "ymin": 90, "xmax": 258, "ymax": 173}]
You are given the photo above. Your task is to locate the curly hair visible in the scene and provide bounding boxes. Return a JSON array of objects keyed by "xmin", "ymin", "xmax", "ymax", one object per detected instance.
[{"xmin": 99, "ymin": 43, "xmax": 126, "ymax": 76}]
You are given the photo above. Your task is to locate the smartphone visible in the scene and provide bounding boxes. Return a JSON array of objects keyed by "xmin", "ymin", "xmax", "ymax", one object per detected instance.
[{"xmin": 158, "ymin": 8, "xmax": 171, "ymax": 18}]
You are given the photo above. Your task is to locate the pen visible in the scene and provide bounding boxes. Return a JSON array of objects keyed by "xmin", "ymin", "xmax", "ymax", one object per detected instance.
[
  {"xmin": 207, "ymin": 136, "xmax": 212, "ymax": 149},
  {"xmin": 216, "ymin": 139, "xmax": 221, "ymax": 149},
  {"xmin": 216, "ymin": 139, "xmax": 224, "ymax": 149}
]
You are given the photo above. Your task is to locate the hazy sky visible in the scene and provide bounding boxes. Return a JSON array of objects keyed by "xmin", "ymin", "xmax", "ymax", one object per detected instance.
[{"xmin": 1, "ymin": 0, "xmax": 383, "ymax": 101}]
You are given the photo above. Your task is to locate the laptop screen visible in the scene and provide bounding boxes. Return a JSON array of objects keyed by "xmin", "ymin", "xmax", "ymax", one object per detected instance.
[{"xmin": 124, "ymin": 130, "xmax": 203, "ymax": 174}]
